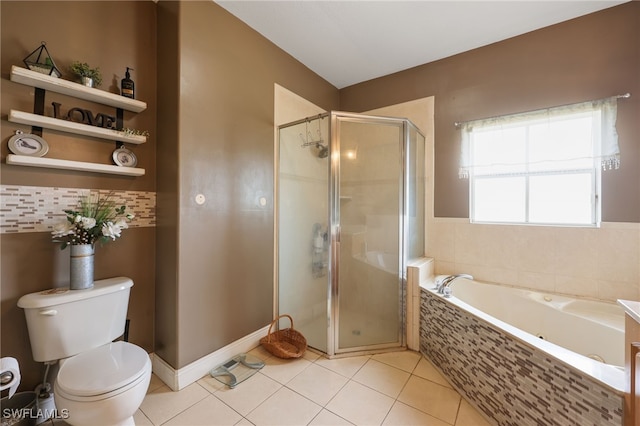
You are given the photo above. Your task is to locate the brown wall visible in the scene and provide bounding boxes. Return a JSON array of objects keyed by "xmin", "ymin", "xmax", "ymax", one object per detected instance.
[
  {"xmin": 6, "ymin": 0, "xmax": 634, "ymax": 392},
  {"xmin": 155, "ymin": 2, "xmax": 339, "ymax": 368},
  {"xmin": 1, "ymin": 1, "xmax": 157, "ymax": 390},
  {"xmin": 340, "ymin": 2, "xmax": 640, "ymax": 223}
]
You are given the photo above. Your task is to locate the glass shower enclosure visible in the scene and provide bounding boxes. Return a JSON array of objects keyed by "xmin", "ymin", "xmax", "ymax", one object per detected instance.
[{"xmin": 277, "ymin": 111, "xmax": 425, "ymax": 356}]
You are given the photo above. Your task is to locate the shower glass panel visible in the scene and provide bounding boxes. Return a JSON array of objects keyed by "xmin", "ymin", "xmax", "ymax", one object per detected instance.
[
  {"xmin": 277, "ymin": 112, "xmax": 424, "ymax": 357},
  {"xmin": 406, "ymin": 124, "xmax": 426, "ymax": 262},
  {"xmin": 333, "ymin": 116, "xmax": 404, "ymax": 352},
  {"xmin": 277, "ymin": 115, "xmax": 330, "ymax": 353}
]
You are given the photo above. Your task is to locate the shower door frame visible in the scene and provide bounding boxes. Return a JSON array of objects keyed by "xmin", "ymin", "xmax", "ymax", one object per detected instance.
[
  {"xmin": 276, "ymin": 111, "xmax": 424, "ymax": 357},
  {"xmin": 327, "ymin": 111, "xmax": 411, "ymax": 357}
]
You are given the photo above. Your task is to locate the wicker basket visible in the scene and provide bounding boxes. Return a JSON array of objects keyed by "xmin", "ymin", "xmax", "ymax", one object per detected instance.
[{"xmin": 260, "ymin": 314, "xmax": 307, "ymax": 359}]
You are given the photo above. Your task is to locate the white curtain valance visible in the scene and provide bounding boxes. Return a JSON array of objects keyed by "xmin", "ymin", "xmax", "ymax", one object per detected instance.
[{"xmin": 458, "ymin": 97, "xmax": 620, "ymax": 179}]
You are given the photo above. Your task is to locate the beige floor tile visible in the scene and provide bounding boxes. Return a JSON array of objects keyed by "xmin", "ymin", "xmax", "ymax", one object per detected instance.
[
  {"xmin": 213, "ymin": 372, "xmax": 281, "ymax": 416},
  {"xmin": 163, "ymin": 394, "xmax": 242, "ymax": 425},
  {"xmin": 371, "ymin": 350, "xmax": 422, "ymax": 373},
  {"xmin": 246, "ymin": 387, "xmax": 322, "ymax": 426},
  {"xmin": 197, "ymin": 374, "xmax": 227, "ymax": 394},
  {"xmin": 308, "ymin": 409, "xmax": 354, "ymax": 425},
  {"xmin": 132, "ymin": 410, "xmax": 153, "ymax": 426},
  {"xmin": 352, "ymin": 359, "xmax": 410, "ymax": 398},
  {"xmin": 397, "ymin": 376, "xmax": 460, "ymax": 424},
  {"xmin": 139, "ymin": 383, "xmax": 209, "ymax": 425},
  {"xmin": 234, "ymin": 418, "xmax": 255, "ymax": 425},
  {"xmin": 147, "ymin": 373, "xmax": 166, "ymax": 393},
  {"xmin": 412, "ymin": 356, "xmax": 452, "ymax": 388},
  {"xmin": 455, "ymin": 399, "xmax": 492, "ymax": 426},
  {"xmin": 382, "ymin": 402, "xmax": 451, "ymax": 426},
  {"xmin": 325, "ymin": 381, "xmax": 394, "ymax": 425},
  {"xmin": 261, "ymin": 356, "xmax": 312, "ymax": 384},
  {"xmin": 302, "ymin": 349, "xmax": 323, "ymax": 362},
  {"xmin": 248, "ymin": 345, "xmax": 274, "ymax": 361},
  {"xmin": 286, "ymin": 363, "xmax": 349, "ymax": 406},
  {"xmin": 315, "ymin": 355, "xmax": 370, "ymax": 378}
]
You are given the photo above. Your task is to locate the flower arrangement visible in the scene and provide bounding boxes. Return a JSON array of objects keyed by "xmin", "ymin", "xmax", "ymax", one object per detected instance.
[
  {"xmin": 118, "ymin": 127, "xmax": 150, "ymax": 138},
  {"xmin": 51, "ymin": 192, "xmax": 134, "ymax": 249}
]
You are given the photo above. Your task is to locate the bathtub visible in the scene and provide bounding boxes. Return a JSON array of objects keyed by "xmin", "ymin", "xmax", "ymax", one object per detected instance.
[{"xmin": 420, "ymin": 277, "xmax": 625, "ymax": 426}]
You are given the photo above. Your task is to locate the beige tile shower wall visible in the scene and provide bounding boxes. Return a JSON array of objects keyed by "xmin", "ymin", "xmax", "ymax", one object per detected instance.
[
  {"xmin": 0, "ymin": 185, "xmax": 155, "ymax": 233},
  {"xmin": 427, "ymin": 218, "xmax": 640, "ymax": 302}
]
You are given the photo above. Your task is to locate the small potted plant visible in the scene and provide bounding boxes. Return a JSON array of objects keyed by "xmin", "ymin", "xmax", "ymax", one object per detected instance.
[{"xmin": 69, "ymin": 61, "xmax": 102, "ymax": 88}]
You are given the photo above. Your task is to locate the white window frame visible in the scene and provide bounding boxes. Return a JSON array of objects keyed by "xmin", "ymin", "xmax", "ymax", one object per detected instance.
[
  {"xmin": 461, "ymin": 100, "xmax": 619, "ymax": 227},
  {"xmin": 469, "ymin": 153, "xmax": 601, "ymax": 228}
]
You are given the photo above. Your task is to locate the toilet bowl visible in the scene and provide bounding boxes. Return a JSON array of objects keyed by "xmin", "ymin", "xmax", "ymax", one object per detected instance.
[
  {"xmin": 54, "ymin": 341, "xmax": 151, "ymax": 426},
  {"xmin": 17, "ymin": 277, "xmax": 151, "ymax": 426}
]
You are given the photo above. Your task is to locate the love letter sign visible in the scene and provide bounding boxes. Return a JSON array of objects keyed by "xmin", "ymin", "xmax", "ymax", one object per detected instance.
[{"xmin": 51, "ymin": 102, "xmax": 116, "ymax": 129}]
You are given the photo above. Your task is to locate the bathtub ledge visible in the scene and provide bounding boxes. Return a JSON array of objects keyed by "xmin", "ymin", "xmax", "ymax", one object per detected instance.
[
  {"xmin": 618, "ymin": 299, "xmax": 640, "ymax": 324},
  {"xmin": 422, "ymin": 285, "xmax": 625, "ymax": 394}
]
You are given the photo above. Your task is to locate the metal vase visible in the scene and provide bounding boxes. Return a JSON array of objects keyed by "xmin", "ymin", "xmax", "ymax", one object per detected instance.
[
  {"xmin": 80, "ymin": 76, "xmax": 93, "ymax": 87},
  {"xmin": 70, "ymin": 244, "xmax": 94, "ymax": 290}
]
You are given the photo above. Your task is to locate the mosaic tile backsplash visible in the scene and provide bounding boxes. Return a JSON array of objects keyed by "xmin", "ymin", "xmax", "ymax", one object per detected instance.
[
  {"xmin": 1, "ymin": 185, "xmax": 155, "ymax": 233},
  {"xmin": 420, "ymin": 288, "xmax": 624, "ymax": 426}
]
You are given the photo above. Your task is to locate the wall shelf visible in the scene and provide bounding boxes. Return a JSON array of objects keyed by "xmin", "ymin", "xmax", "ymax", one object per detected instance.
[
  {"xmin": 6, "ymin": 66, "xmax": 147, "ymax": 176},
  {"xmin": 6, "ymin": 154, "xmax": 145, "ymax": 176},
  {"xmin": 10, "ymin": 66, "xmax": 147, "ymax": 113},
  {"xmin": 8, "ymin": 110, "xmax": 147, "ymax": 144}
]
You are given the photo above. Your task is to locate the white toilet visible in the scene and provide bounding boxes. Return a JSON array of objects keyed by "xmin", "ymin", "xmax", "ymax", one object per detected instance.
[{"xmin": 18, "ymin": 277, "xmax": 151, "ymax": 426}]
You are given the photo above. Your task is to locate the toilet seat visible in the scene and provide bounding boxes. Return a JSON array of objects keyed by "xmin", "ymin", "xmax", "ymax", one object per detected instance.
[{"xmin": 56, "ymin": 341, "xmax": 150, "ymax": 401}]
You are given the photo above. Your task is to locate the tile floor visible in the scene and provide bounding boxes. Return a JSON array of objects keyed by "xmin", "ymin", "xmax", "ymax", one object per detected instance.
[{"xmin": 134, "ymin": 348, "xmax": 491, "ymax": 426}]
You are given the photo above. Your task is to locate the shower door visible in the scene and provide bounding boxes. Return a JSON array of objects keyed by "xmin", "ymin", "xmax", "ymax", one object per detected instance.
[
  {"xmin": 330, "ymin": 114, "xmax": 405, "ymax": 354},
  {"xmin": 277, "ymin": 111, "xmax": 422, "ymax": 356}
]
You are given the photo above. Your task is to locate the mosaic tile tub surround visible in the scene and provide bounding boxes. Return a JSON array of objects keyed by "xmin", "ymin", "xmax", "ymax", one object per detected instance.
[
  {"xmin": 420, "ymin": 288, "xmax": 624, "ymax": 426},
  {"xmin": 1, "ymin": 185, "xmax": 155, "ymax": 233}
]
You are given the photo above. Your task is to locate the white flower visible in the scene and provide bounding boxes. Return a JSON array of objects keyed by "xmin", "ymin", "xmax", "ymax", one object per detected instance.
[
  {"xmin": 74, "ymin": 215, "xmax": 82, "ymax": 223},
  {"xmin": 81, "ymin": 217, "xmax": 96, "ymax": 230},
  {"xmin": 126, "ymin": 213, "xmax": 135, "ymax": 221},
  {"xmin": 101, "ymin": 222, "xmax": 122, "ymax": 240},
  {"xmin": 51, "ymin": 222, "xmax": 75, "ymax": 238},
  {"xmin": 114, "ymin": 218, "xmax": 129, "ymax": 230}
]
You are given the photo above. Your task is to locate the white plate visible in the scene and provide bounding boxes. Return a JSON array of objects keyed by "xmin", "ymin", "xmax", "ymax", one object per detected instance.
[
  {"xmin": 8, "ymin": 131, "xmax": 49, "ymax": 156},
  {"xmin": 112, "ymin": 147, "xmax": 137, "ymax": 167}
]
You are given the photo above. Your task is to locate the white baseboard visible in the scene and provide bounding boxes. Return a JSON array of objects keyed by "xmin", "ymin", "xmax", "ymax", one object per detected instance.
[{"xmin": 151, "ymin": 325, "xmax": 270, "ymax": 391}]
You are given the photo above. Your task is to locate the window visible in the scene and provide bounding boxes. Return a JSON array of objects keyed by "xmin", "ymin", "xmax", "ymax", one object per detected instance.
[{"xmin": 459, "ymin": 98, "xmax": 620, "ymax": 227}]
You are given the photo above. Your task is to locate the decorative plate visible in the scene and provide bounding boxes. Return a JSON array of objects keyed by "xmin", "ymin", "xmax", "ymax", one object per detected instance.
[
  {"xmin": 112, "ymin": 147, "xmax": 137, "ymax": 167},
  {"xmin": 8, "ymin": 130, "xmax": 49, "ymax": 157}
]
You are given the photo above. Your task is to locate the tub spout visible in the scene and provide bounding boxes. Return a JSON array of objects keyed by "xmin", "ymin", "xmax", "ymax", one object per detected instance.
[{"xmin": 438, "ymin": 274, "xmax": 473, "ymax": 296}]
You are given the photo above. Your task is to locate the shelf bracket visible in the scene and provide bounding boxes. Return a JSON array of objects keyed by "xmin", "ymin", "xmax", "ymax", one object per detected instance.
[
  {"xmin": 32, "ymin": 88, "xmax": 45, "ymax": 137},
  {"xmin": 116, "ymin": 107, "xmax": 124, "ymax": 130},
  {"xmin": 115, "ymin": 107, "xmax": 125, "ymax": 149}
]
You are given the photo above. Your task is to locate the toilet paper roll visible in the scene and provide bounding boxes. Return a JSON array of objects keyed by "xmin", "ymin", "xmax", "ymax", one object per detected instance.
[{"xmin": 0, "ymin": 357, "xmax": 21, "ymax": 398}]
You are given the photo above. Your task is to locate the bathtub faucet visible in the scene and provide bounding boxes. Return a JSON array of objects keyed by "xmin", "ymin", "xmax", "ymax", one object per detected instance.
[{"xmin": 438, "ymin": 274, "xmax": 473, "ymax": 297}]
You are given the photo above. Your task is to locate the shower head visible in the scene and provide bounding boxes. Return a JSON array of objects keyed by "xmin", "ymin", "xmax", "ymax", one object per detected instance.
[{"xmin": 316, "ymin": 143, "xmax": 328, "ymax": 159}]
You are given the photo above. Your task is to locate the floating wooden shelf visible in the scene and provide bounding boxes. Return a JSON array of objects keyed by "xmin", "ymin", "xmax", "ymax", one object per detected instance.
[
  {"xmin": 6, "ymin": 154, "xmax": 145, "ymax": 177},
  {"xmin": 7, "ymin": 66, "xmax": 147, "ymax": 177},
  {"xmin": 8, "ymin": 110, "xmax": 147, "ymax": 144},
  {"xmin": 10, "ymin": 66, "xmax": 147, "ymax": 113}
]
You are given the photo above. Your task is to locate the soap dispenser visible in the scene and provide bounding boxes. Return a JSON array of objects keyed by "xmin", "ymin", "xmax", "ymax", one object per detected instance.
[{"xmin": 121, "ymin": 67, "xmax": 135, "ymax": 99}]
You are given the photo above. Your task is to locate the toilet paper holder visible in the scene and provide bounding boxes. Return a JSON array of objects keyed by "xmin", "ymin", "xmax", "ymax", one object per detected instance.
[{"xmin": 0, "ymin": 371, "xmax": 14, "ymax": 385}]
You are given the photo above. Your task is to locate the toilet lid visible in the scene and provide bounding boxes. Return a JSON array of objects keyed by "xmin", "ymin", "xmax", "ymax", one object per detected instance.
[{"xmin": 56, "ymin": 341, "xmax": 149, "ymax": 397}]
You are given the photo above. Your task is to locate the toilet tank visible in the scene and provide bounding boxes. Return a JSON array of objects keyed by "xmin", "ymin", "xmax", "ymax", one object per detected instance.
[{"xmin": 17, "ymin": 277, "xmax": 133, "ymax": 362}]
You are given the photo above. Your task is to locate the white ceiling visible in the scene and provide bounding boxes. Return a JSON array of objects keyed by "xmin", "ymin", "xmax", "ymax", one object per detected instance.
[{"xmin": 216, "ymin": 0, "xmax": 629, "ymax": 89}]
